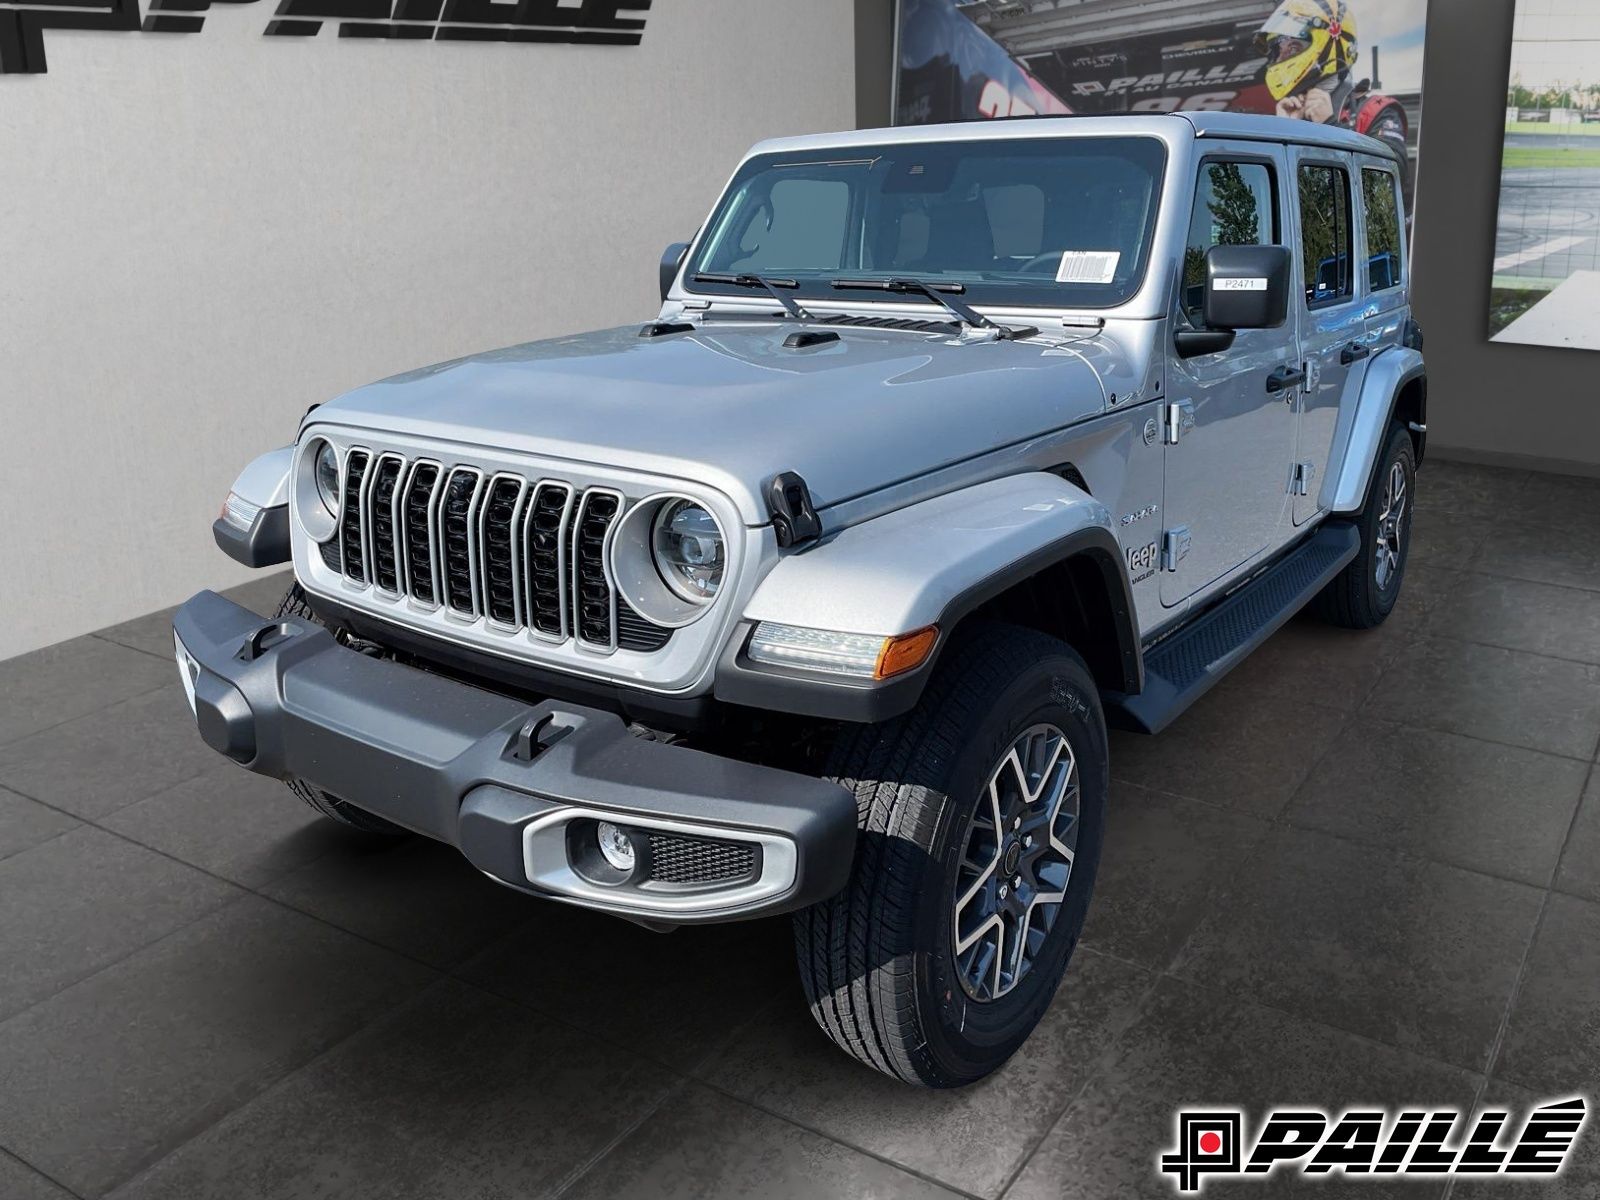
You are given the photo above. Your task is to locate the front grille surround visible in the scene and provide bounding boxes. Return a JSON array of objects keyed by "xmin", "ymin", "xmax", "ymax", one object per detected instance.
[{"xmin": 291, "ymin": 430, "xmax": 751, "ymax": 693}]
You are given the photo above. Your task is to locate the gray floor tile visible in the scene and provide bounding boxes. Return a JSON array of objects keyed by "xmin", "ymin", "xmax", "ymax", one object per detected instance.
[
  {"xmin": 457, "ymin": 907, "xmax": 797, "ymax": 1072},
  {"xmin": 260, "ymin": 836, "xmax": 535, "ymax": 968},
  {"xmin": 1472, "ymin": 518, "xmax": 1600, "ymax": 594},
  {"xmin": 1495, "ymin": 892, "xmax": 1600, "ymax": 1097},
  {"xmin": 1363, "ymin": 638, "xmax": 1600, "ymax": 760},
  {"xmin": 0, "ymin": 636, "xmax": 172, "ymax": 747},
  {"xmin": 1170, "ymin": 826, "xmax": 1544, "ymax": 1072},
  {"xmin": 563, "ymin": 1082, "xmax": 961, "ymax": 1200},
  {"xmin": 1415, "ymin": 461, "xmax": 1530, "ymax": 520},
  {"xmin": 0, "ymin": 895, "xmax": 433, "ymax": 1199},
  {"xmin": 1555, "ymin": 772, "xmax": 1600, "ymax": 903},
  {"xmin": 1110, "ymin": 684, "xmax": 1347, "ymax": 818},
  {"xmin": 0, "ymin": 785, "xmax": 79, "ymax": 863},
  {"xmin": 1498, "ymin": 469, "xmax": 1600, "ymax": 525},
  {"xmin": 1006, "ymin": 977, "xmax": 1476, "ymax": 1200},
  {"xmin": 1463, "ymin": 1080, "xmax": 1599, "ymax": 1198},
  {"xmin": 1081, "ymin": 784, "xmax": 1269, "ymax": 969},
  {"xmin": 0, "ymin": 686, "xmax": 221, "ymax": 820},
  {"xmin": 0, "ymin": 1153, "xmax": 75, "ymax": 1200},
  {"xmin": 1288, "ymin": 719, "xmax": 1588, "ymax": 885},
  {"xmin": 1428, "ymin": 574, "xmax": 1600, "ymax": 665},
  {"xmin": 1208, "ymin": 614, "xmax": 1408, "ymax": 713},
  {"xmin": 94, "ymin": 609, "xmax": 181, "ymax": 660},
  {"xmin": 103, "ymin": 766, "xmax": 360, "ymax": 889},
  {"xmin": 1410, "ymin": 505, "xmax": 1492, "ymax": 569},
  {"xmin": 697, "ymin": 947, "xmax": 1152, "ymax": 1197},
  {"xmin": 0, "ymin": 827, "xmax": 239, "ymax": 1021},
  {"xmin": 110, "ymin": 978, "xmax": 676, "ymax": 1200}
]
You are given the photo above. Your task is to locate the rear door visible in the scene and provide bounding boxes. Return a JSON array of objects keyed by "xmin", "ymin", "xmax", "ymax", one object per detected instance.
[
  {"xmin": 1161, "ymin": 144, "xmax": 1300, "ymax": 607},
  {"xmin": 1288, "ymin": 149, "xmax": 1369, "ymax": 525}
]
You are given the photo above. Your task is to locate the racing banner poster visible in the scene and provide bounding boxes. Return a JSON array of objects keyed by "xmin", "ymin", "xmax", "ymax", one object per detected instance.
[{"xmin": 894, "ymin": 0, "xmax": 1427, "ymax": 210}]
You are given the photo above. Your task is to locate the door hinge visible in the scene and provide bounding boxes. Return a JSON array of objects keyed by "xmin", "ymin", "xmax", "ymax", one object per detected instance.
[
  {"xmin": 1161, "ymin": 526, "xmax": 1192, "ymax": 572},
  {"xmin": 1290, "ymin": 461, "xmax": 1316, "ymax": 496},
  {"xmin": 1163, "ymin": 399, "xmax": 1195, "ymax": 445}
]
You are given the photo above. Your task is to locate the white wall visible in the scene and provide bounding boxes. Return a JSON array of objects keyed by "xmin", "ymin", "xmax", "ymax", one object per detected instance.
[{"xmin": 0, "ymin": 2, "xmax": 856, "ymax": 661}]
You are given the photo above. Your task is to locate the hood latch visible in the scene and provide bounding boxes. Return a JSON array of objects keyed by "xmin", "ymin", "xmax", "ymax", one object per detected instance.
[{"xmin": 766, "ymin": 471, "xmax": 822, "ymax": 549}]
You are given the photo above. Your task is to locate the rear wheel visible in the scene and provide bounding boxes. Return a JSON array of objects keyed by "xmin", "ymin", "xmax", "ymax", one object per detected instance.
[
  {"xmin": 273, "ymin": 584, "xmax": 409, "ymax": 837},
  {"xmin": 792, "ymin": 623, "xmax": 1107, "ymax": 1087},
  {"xmin": 1312, "ymin": 424, "xmax": 1414, "ymax": 630}
]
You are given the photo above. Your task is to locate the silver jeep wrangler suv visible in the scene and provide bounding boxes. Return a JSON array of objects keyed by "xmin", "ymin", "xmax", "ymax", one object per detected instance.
[{"xmin": 175, "ymin": 112, "xmax": 1425, "ymax": 1088}]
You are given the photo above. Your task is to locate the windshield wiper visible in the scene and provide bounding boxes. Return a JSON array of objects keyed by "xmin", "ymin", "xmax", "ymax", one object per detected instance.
[
  {"xmin": 692, "ymin": 272, "xmax": 814, "ymax": 321},
  {"xmin": 830, "ymin": 277, "xmax": 1038, "ymax": 340}
]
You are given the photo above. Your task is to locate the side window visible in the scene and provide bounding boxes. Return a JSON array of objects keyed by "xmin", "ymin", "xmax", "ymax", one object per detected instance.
[
  {"xmin": 1362, "ymin": 168, "xmax": 1404, "ymax": 292},
  {"xmin": 1181, "ymin": 160, "xmax": 1276, "ymax": 323},
  {"xmin": 1297, "ymin": 164, "xmax": 1354, "ymax": 307}
]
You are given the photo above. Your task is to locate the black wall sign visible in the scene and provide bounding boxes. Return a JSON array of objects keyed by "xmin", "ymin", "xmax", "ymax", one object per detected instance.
[{"xmin": 0, "ymin": 0, "xmax": 648, "ymax": 72}]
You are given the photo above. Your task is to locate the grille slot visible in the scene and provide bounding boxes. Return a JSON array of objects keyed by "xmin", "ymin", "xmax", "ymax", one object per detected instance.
[
  {"xmin": 440, "ymin": 469, "xmax": 484, "ymax": 617},
  {"xmin": 368, "ymin": 455, "xmax": 405, "ymax": 593},
  {"xmin": 314, "ymin": 451, "xmax": 677, "ymax": 655},
  {"xmin": 338, "ymin": 450, "xmax": 371, "ymax": 584},
  {"xmin": 647, "ymin": 834, "xmax": 757, "ymax": 885},
  {"xmin": 572, "ymin": 490, "xmax": 621, "ymax": 648},
  {"xmin": 401, "ymin": 462, "xmax": 442, "ymax": 605},
  {"xmin": 478, "ymin": 476, "xmax": 527, "ymax": 627},
  {"xmin": 523, "ymin": 483, "xmax": 573, "ymax": 641}
]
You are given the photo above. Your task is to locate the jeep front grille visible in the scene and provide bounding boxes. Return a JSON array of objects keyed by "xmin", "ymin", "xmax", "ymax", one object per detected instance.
[{"xmin": 320, "ymin": 451, "xmax": 669, "ymax": 653}]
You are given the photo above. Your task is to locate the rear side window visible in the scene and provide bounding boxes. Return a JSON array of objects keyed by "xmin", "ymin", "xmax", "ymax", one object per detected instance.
[
  {"xmin": 1362, "ymin": 168, "xmax": 1404, "ymax": 292},
  {"xmin": 1297, "ymin": 164, "xmax": 1354, "ymax": 307},
  {"xmin": 1181, "ymin": 160, "xmax": 1277, "ymax": 323}
]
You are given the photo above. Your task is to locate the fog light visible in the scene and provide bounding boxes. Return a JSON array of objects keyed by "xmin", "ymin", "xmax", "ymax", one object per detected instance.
[{"xmin": 596, "ymin": 821, "xmax": 636, "ymax": 872}]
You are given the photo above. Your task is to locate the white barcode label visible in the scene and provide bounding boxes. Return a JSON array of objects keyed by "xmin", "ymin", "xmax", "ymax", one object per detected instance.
[
  {"xmin": 1216, "ymin": 277, "xmax": 1269, "ymax": 292},
  {"xmin": 1056, "ymin": 250, "xmax": 1121, "ymax": 284}
]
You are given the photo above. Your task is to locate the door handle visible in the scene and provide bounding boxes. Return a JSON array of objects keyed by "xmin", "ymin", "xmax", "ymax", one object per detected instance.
[
  {"xmin": 1265, "ymin": 365, "xmax": 1307, "ymax": 394},
  {"xmin": 1339, "ymin": 341, "xmax": 1371, "ymax": 365}
]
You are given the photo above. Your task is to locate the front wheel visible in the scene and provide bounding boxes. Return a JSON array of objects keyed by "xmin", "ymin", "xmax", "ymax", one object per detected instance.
[{"xmin": 792, "ymin": 623, "xmax": 1107, "ymax": 1087}]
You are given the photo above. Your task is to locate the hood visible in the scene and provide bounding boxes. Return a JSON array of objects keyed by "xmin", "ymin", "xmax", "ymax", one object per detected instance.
[{"xmin": 311, "ymin": 322, "xmax": 1108, "ymax": 524}]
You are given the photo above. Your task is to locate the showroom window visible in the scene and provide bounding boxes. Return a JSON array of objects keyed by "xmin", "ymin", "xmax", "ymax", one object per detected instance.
[
  {"xmin": 1363, "ymin": 168, "xmax": 1405, "ymax": 292},
  {"xmin": 1181, "ymin": 159, "xmax": 1277, "ymax": 324},
  {"xmin": 1298, "ymin": 163, "xmax": 1354, "ymax": 307}
]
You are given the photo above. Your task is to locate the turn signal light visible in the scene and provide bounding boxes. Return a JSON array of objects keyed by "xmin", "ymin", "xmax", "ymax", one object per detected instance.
[{"xmin": 875, "ymin": 626, "xmax": 939, "ymax": 680}]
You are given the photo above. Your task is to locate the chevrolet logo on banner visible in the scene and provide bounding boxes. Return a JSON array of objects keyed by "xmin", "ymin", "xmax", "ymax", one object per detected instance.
[{"xmin": 0, "ymin": 0, "xmax": 648, "ymax": 73}]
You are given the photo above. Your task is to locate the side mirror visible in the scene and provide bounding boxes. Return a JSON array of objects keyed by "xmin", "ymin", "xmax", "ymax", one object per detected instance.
[
  {"xmin": 1202, "ymin": 244, "xmax": 1292, "ymax": 331},
  {"xmin": 660, "ymin": 242, "xmax": 689, "ymax": 302}
]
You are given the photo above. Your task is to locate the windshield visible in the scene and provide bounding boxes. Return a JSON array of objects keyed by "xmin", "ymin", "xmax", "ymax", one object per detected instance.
[{"xmin": 684, "ymin": 135, "xmax": 1167, "ymax": 310}]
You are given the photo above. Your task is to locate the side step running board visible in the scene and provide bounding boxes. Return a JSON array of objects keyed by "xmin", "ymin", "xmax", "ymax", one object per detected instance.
[{"xmin": 1105, "ymin": 522, "xmax": 1361, "ymax": 735}]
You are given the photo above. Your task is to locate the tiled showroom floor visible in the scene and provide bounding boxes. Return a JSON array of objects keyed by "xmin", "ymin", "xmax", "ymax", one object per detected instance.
[{"xmin": 1, "ymin": 459, "xmax": 1597, "ymax": 1200}]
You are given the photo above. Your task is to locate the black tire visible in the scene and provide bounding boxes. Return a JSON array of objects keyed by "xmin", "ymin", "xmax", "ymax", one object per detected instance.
[
  {"xmin": 792, "ymin": 622, "xmax": 1108, "ymax": 1088},
  {"xmin": 1312, "ymin": 424, "xmax": 1415, "ymax": 629},
  {"xmin": 272, "ymin": 584, "xmax": 410, "ymax": 837}
]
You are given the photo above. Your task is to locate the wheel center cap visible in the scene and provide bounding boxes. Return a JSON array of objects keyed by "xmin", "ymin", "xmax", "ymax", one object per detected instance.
[{"xmin": 1001, "ymin": 840, "xmax": 1022, "ymax": 877}]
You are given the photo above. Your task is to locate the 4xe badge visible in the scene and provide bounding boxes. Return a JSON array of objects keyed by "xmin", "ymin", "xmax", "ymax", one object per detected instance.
[{"xmin": 1160, "ymin": 1098, "xmax": 1587, "ymax": 1192}]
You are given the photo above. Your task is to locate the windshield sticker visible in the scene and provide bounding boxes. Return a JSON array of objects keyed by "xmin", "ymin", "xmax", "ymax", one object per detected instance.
[
  {"xmin": 1056, "ymin": 250, "xmax": 1121, "ymax": 285},
  {"xmin": 1217, "ymin": 278, "xmax": 1269, "ymax": 292}
]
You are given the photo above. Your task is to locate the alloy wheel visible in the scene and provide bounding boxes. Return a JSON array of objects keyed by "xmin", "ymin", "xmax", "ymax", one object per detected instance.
[
  {"xmin": 1375, "ymin": 460, "xmax": 1408, "ymax": 592},
  {"xmin": 952, "ymin": 724, "xmax": 1079, "ymax": 1002}
]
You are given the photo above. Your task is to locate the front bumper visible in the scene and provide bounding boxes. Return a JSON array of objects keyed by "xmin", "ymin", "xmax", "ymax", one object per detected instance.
[{"xmin": 171, "ymin": 590, "xmax": 856, "ymax": 923}]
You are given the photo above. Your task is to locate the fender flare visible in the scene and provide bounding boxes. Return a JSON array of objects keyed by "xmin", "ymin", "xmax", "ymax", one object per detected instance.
[
  {"xmin": 1322, "ymin": 347, "xmax": 1425, "ymax": 515},
  {"xmin": 714, "ymin": 472, "xmax": 1142, "ymax": 723},
  {"xmin": 213, "ymin": 446, "xmax": 294, "ymax": 568}
]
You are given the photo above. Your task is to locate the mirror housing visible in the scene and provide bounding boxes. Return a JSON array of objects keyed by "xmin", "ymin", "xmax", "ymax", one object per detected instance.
[
  {"xmin": 1201, "ymin": 244, "xmax": 1292, "ymax": 331},
  {"xmin": 660, "ymin": 242, "xmax": 689, "ymax": 302}
]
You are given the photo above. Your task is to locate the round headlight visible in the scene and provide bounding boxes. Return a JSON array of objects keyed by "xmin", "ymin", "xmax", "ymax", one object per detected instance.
[
  {"xmin": 651, "ymin": 500, "xmax": 724, "ymax": 603},
  {"xmin": 313, "ymin": 441, "xmax": 340, "ymax": 518}
]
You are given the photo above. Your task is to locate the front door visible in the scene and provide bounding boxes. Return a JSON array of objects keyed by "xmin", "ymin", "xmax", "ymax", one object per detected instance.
[
  {"xmin": 1161, "ymin": 146, "xmax": 1301, "ymax": 607},
  {"xmin": 1289, "ymin": 148, "xmax": 1369, "ymax": 525}
]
